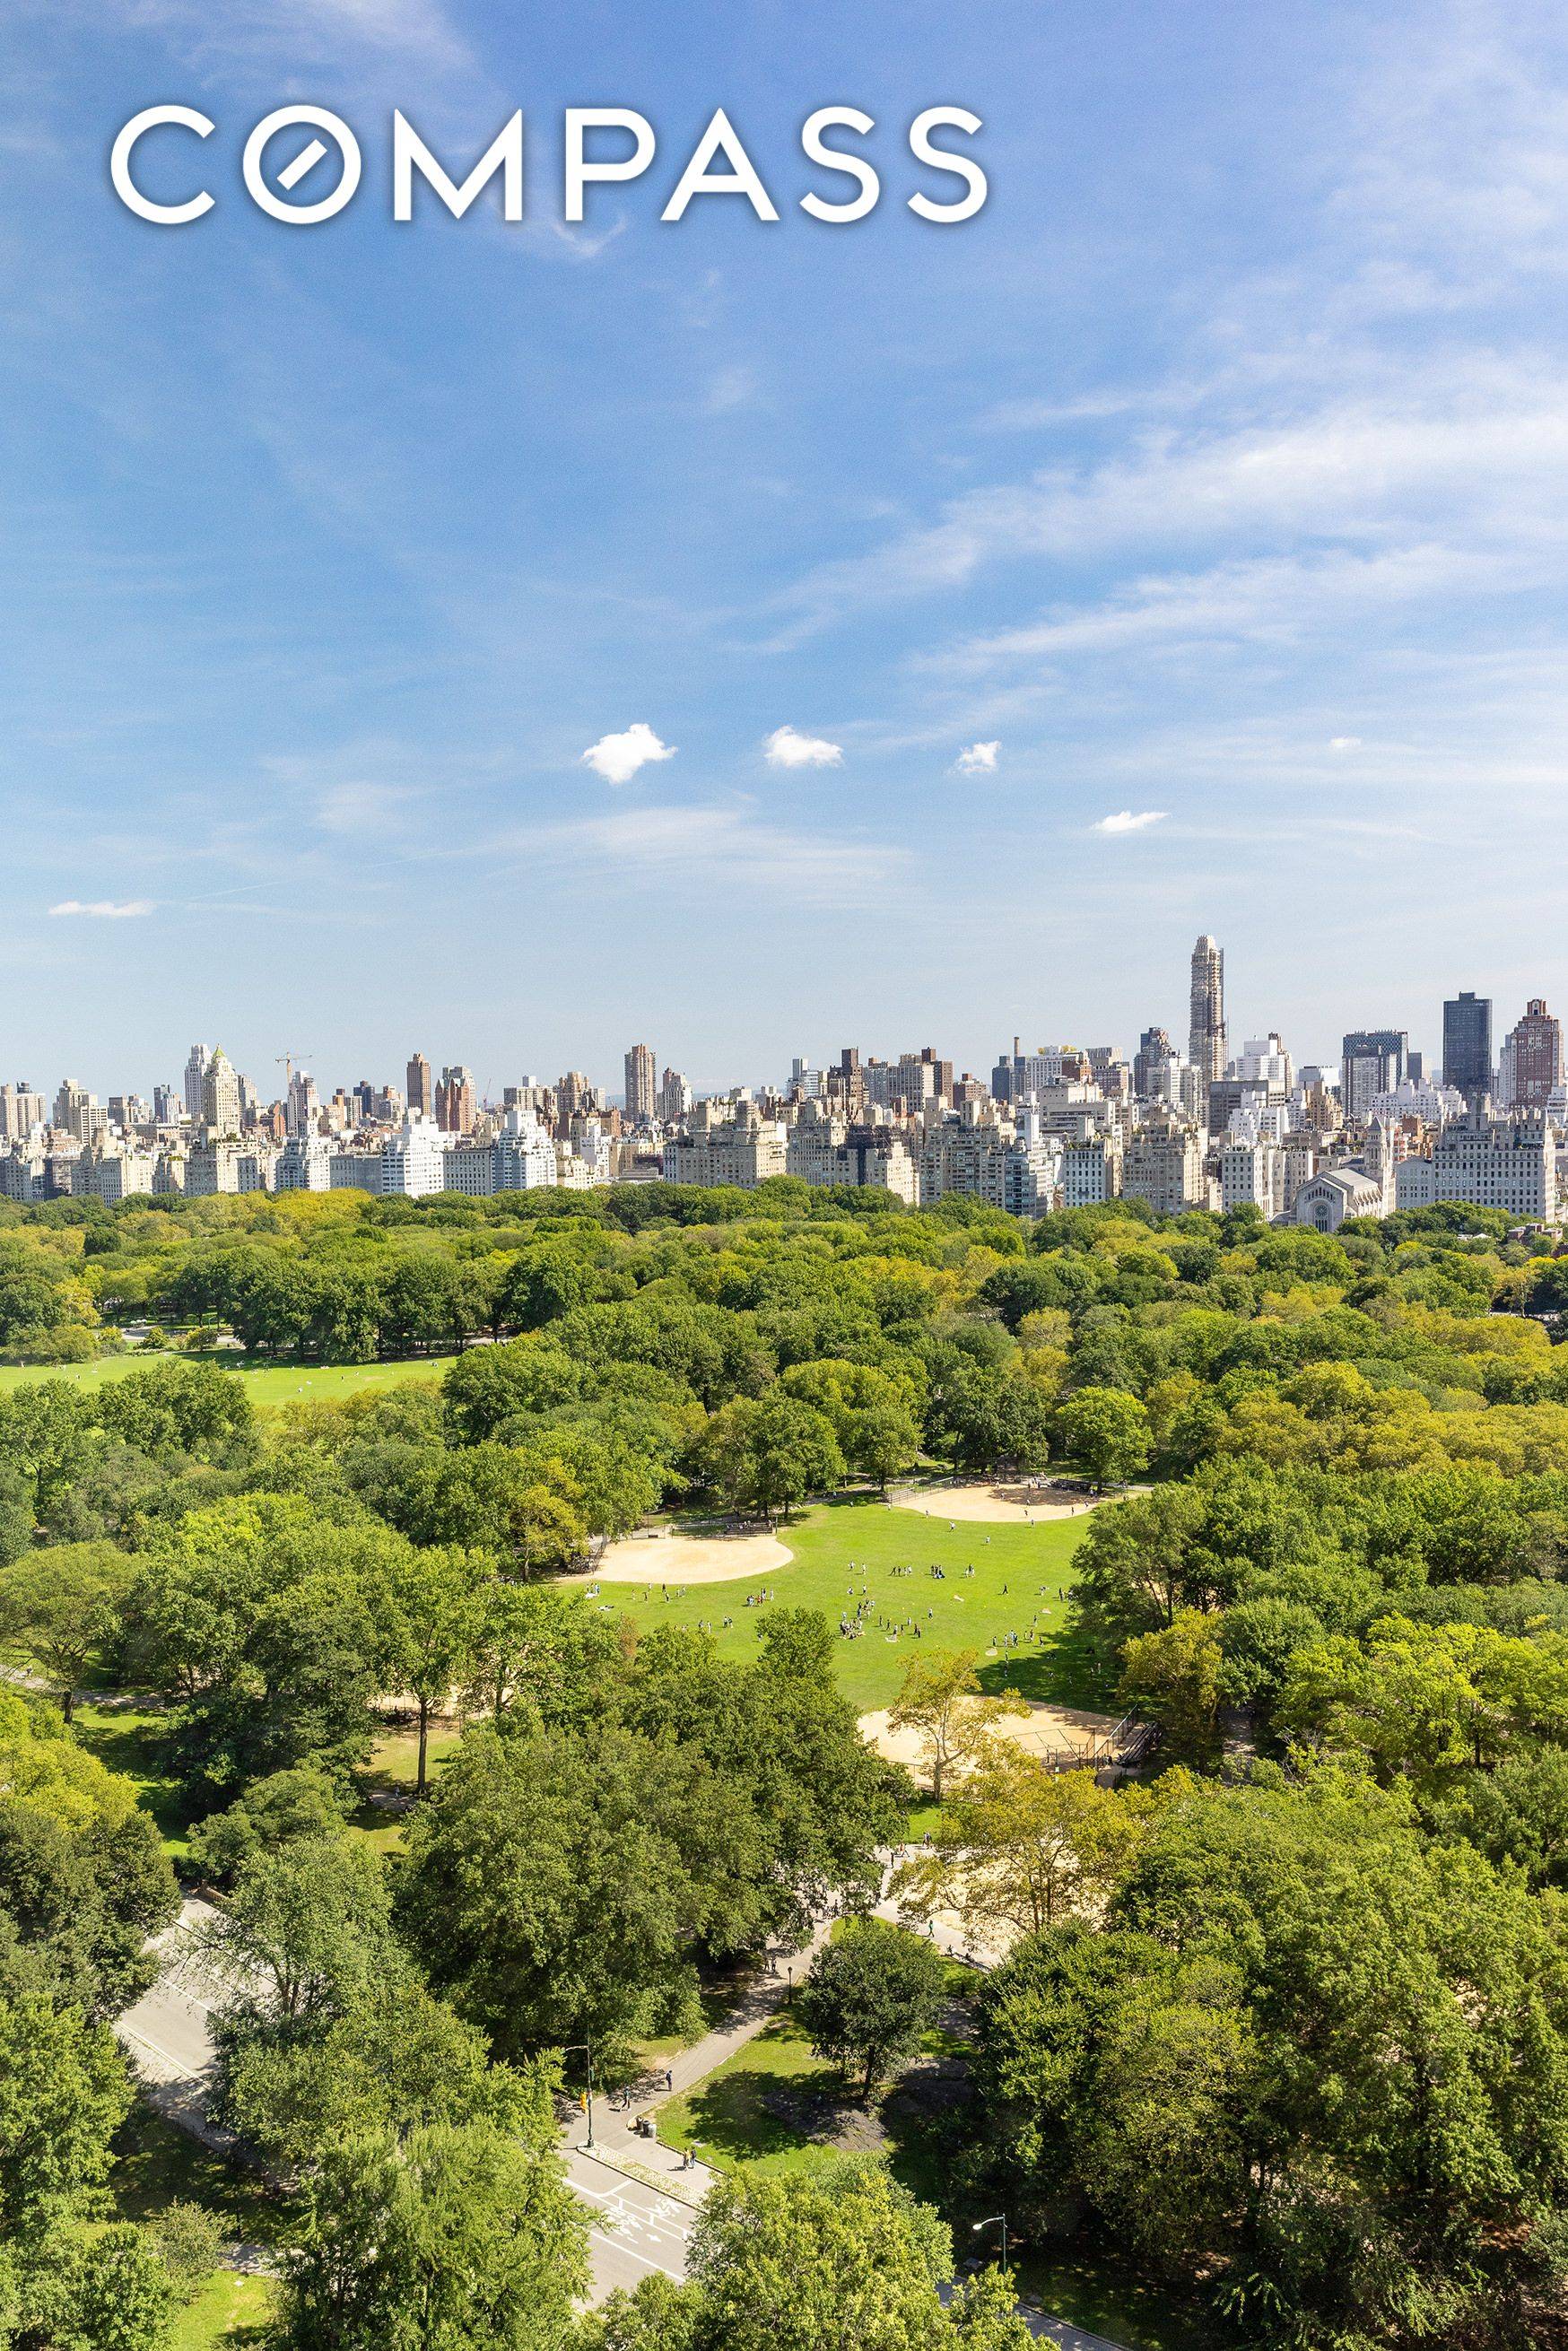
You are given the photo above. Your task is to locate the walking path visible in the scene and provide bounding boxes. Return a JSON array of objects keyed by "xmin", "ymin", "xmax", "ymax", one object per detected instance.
[
  {"xmin": 118, "ymin": 1894, "xmax": 1126, "ymax": 2342},
  {"xmin": 579, "ymin": 1916, "xmax": 833, "ymax": 2177}
]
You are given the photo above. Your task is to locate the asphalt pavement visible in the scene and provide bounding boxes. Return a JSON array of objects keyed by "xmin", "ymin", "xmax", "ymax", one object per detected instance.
[
  {"xmin": 562, "ymin": 2146, "xmax": 701, "ymax": 2297},
  {"xmin": 116, "ymin": 1897, "xmax": 1128, "ymax": 2343}
]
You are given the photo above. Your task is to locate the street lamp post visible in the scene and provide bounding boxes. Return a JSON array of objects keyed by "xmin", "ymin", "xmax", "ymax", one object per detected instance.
[
  {"xmin": 971, "ymin": 2213, "xmax": 1009, "ymax": 2271},
  {"xmin": 562, "ymin": 2038, "xmax": 597, "ymax": 2155}
]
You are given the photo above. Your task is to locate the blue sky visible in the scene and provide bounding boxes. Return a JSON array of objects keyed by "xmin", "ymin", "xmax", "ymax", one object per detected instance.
[{"xmin": 3, "ymin": 0, "xmax": 1566, "ymax": 1101}]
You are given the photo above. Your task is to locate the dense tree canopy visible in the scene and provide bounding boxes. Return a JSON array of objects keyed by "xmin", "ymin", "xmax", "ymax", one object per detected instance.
[{"xmin": 4, "ymin": 1185, "xmax": 1568, "ymax": 2343}]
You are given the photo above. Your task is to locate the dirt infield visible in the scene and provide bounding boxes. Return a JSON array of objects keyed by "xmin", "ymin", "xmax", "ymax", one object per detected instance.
[
  {"xmin": 885, "ymin": 1480, "xmax": 1101, "ymax": 1524},
  {"xmin": 861, "ymin": 1700, "xmax": 1119, "ymax": 1780},
  {"xmin": 571, "ymin": 1528, "xmax": 795, "ymax": 1587}
]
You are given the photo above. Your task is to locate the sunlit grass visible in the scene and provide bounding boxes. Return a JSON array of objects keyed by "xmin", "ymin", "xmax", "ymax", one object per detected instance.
[{"xmin": 595, "ymin": 1493, "xmax": 1101, "ymax": 1713}]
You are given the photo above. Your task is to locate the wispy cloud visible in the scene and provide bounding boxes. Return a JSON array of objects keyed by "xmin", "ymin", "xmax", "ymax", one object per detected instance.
[
  {"xmin": 763, "ymin": 726, "xmax": 842, "ymax": 769},
  {"xmin": 1093, "ymin": 811, "xmax": 1167, "ymax": 835},
  {"xmin": 706, "ymin": 365, "xmax": 759, "ymax": 415},
  {"xmin": 931, "ymin": 544, "xmax": 1507, "ymax": 678},
  {"xmin": 582, "ymin": 723, "xmax": 676, "ymax": 786},
  {"xmin": 547, "ymin": 216, "xmax": 629, "ymax": 265},
  {"xmin": 497, "ymin": 802, "xmax": 901, "ymax": 898},
  {"xmin": 49, "ymin": 898, "xmax": 152, "ymax": 918},
  {"xmin": 315, "ymin": 783, "xmax": 418, "ymax": 835}
]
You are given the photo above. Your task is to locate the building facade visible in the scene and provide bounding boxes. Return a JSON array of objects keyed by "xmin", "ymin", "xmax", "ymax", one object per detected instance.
[
  {"xmin": 1188, "ymin": 936, "xmax": 1227, "ymax": 1088},
  {"xmin": 1500, "ymin": 1001, "xmax": 1564, "ymax": 1111},
  {"xmin": 623, "ymin": 1043, "xmax": 658, "ymax": 1124},
  {"xmin": 1443, "ymin": 992, "xmax": 1493, "ymax": 1101}
]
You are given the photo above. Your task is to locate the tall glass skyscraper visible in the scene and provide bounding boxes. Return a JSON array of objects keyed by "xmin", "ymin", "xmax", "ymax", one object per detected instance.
[{"xmin": 1442, "ymin": 991, "xmax": 1493, "ymax": 1101}]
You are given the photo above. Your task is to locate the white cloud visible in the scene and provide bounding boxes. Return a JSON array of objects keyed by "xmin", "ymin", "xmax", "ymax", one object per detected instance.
[
  {"xmin": 581, "ymin": 723, "xmax": 676, "ymax": 787},
  {"xmin": 932, "ymin": 544, "xmax": 1513, "ymax": 678},
  {"xmin": 1093, "ymin": 811, "xmax": 1167, "ymax": 835},
  {"xmin": 1328, "ymin": 735, "xmax": 1363, "ymax": 752},
  {"xmin": 48, "ymin": 898, "xmax": 152, "ymax": 918},
  {"xmin": 494, "ymin": 803, "xmax": 902, "ymax": 900},
  {"xmin": 315, "ymin": 783, "xmax": 416, "ymax": 834},
  {"xmin": 547, "ymin": 216, "xmax": 629, "ymax": 264},
  {"xmin": 763, "ymin": 726, "xmax": 842, "ymax": 769},
  {"xmin": 954, "ymin": 740, "xmax": 1000, "ymax": 774}
]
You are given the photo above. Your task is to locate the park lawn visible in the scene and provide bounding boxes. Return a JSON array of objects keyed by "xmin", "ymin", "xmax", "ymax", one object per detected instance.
[
  {"xmin": 169, "ymin": 2271, "xmax": 274, "ymax": 2351},
  {"xmin": 656, "ymin": 1951, "xmax": 978, "ymax": 2181},
  {"xmin": 346, "ymin": 1725, "xmax": 466, "ymax": 1854},
  {"xmin": 1019, "ymin": 2251, "xmax": 1215, "ymax": 2351},
  {"xmin": 591, "ymin": 1493, "xmax": 1105, "ymax": 1714},
  {"xmin": 0, "ymin": 1352, "xmax": 452, "ymax": 1404},
  {"xmin": 654, "ymin": 2010, "xmax": 861, "ymax": 2180},
  {"xmin": 113, "ymin": 2103, "xmax": 278, "ymax": 2350},
  {"xmin": 68, "ymin": 1712, "xmax": 463, "ymax": 1868},
  {"xmin": 113, "ymin": 2099, "xmax": 276, "ymax": 2243},
  {"xmin": 364, "ymin": 1724, "xmax": 465, "ymax": 1787},
  {"xmin": 72, "ymin": 1701, "xmax": 198, "ymax": 1863}
]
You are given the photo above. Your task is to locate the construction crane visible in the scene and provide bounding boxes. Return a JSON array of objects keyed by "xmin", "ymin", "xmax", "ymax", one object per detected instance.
[{"xmin": 274, "ymin": 1051, "xmax": 315, "ymax": 1093}]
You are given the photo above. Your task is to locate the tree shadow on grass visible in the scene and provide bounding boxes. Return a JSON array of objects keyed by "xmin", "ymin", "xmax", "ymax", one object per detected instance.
[
  {"xmin": 679, "ymin": 2064, "xmax": 867, "ymax": 2167},
  {"xmin": 974, "ymin": 1619, "xmax": 1117, "ymax": 1712},
  {"xmin": 72, "ymin": 1707, "xmax": 197, "ymax": 1852}
]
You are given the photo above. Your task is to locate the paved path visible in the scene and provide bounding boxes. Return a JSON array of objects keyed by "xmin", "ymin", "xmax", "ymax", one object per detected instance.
[
  {"xmin": 562, "ymin": 2148, "xmax": 701, "ymax": 2297},
  {"xmin": 586, "ymin": 1916, "xmax": 833, "ymax": 2175},
  {"xmin": 117, "ymin": 1898, "xmax": 1128, "ymax": 2344},
  {"xmin": 117, "ymin": 1896, "xmax": 712, "ymax": 2305}
]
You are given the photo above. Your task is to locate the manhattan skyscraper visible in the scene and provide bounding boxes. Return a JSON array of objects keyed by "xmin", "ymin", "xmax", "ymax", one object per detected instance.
[{"xmin": 1189, "ymin": 935, "xmax": 1227, "ymax": 1089}]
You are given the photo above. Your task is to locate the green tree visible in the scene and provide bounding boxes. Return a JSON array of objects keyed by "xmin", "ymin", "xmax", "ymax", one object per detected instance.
[
  {"xmin": 1119, "ymin": 1611, "xmax": 1225, "ymax": 1768},
  {"xmin": 1055, "ymin": 1386, "xmax": 1150, "ymax": 1492},
  {"xmin": 798, "ymin": 1920, "xmax": 946, "ymax": 2096},
  {"xmin": 901, "ymin": 1747, "xmax": 1146, "ymax": 1946},
  {"xmin": 187, "ymin": 1765, "xmax": 349, "ymax": 1888},
  {"xmin": 94, "ymin": 1356, "xmax": 256, "ymax": 1464},
  {"xmin": 974, "ymin": 1771, "xmax": 1568, "ymax": 2344},
  {"xmin": 695, "ymin": 1393, "xmax": 844, "ymax": 1525},
  {"xmin": 274, "ymin": 2115, "xmax": 587, "ymax": 2351},
  {"xmin": 203, "ymin": 1833, "xmax": 398, "ymax": 2040},
  {"xmin": 125, "ymin": 1496, "xmax": 409, "ymax": 1797},
  {"xmin": 460, "ymin": 1579, "xmax": 626, "ymax": 1725},
  {"xmin": 35, "ymin": 2222, "xmax": 176, "ymax": 2351},
  {"xmin": 0, "ymin": 1692, "xmax": 177, "ymax": 2017},
  {"xmin": 226, "ymin": 1978, "xmax": 548, "ymax": 2173},
  {"xmin": 887, "ymin": 1649, "xmax": 1025, "ymax": 1802},
  {"xmin": 0, "ymin": 1540, "xmax": 132, "ymax": 1719},
  {"xmin": 0, "ymin": 1995, "xmax": 175, "ymax": 2349},
  {"xmin": 396, "ymin": 1725, "xmax": 710, "ymax": 2060},
  {"xmin": 687, "ymin": 2159, "xmax": 956, "ymax": 2351},
  {"xmin": 441, "ymin": 1337, "xmax": 581, "ymax": 1445},
  {"xmin": 388, "ymin": 1546, "xmax": 481, "ymax": 1794}
]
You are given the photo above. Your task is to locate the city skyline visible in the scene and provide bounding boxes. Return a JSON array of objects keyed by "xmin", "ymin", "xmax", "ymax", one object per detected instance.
[
  {"xmin": 0, "ymin": 948, "xmax": 1548, "ymax": 1107},
  {"xmin": 5, "ymin": 945, "xmax": 1556, "ymax": 1130},
  {"xmin": 10, "ymin": 949, "xmax": 1562, "ymax": 1232},
  {"xmin": 5, "ymin": 3, "xmax": 1568, "ymax": 1075}
]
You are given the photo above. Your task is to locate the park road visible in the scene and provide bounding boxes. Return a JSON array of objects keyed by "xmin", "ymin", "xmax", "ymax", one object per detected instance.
[{"xmin": 116, "ymin": 1901, "xmax": 1132, "ymax": 2344}]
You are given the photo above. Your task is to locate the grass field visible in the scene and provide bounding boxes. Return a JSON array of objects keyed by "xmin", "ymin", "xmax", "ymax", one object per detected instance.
[
  {"xmin": 168, "ymin": 2271, "xmax": 274, "ymax": 2351},
  {"xmin": 592, "ymin": 1494, "xmax": 1102, "ymax": 1714},
  {"xmin": 0, "ymin": 1351, "xmax": 452, "ymax": 1403},
  {"xmin": 113, "ymin": 2103, "xmax": 278, "ymax": 2349},
  {"xmin": 655, "ymin": 1955, "xmax": 976, "ymax": 2182},
  {"xmin": 73, "ymin": 1701, "xmax": 197, "ymax": 1861}
]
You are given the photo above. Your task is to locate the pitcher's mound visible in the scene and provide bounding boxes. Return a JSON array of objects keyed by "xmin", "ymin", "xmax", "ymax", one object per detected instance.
[
  {"xmin": 861, "ymin": 1702, "xmax": 1118, "ymax": 1776},
  {"xmin": 885, "ymin": 1481, "xmax": 1098, "ymax": 1524},
  {"xmin": 576, "ymin": 1528, "xmax": 794, "ymax": 1586}
]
